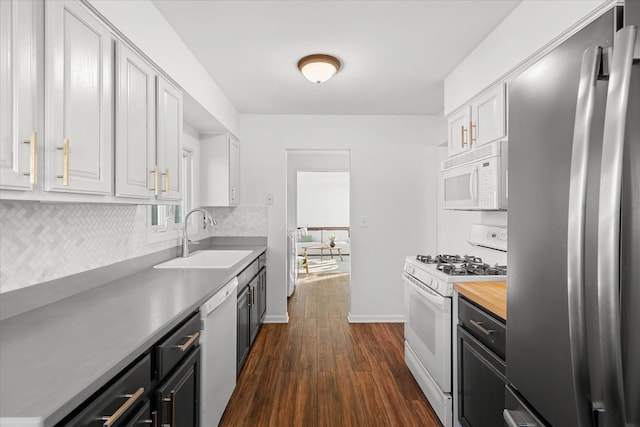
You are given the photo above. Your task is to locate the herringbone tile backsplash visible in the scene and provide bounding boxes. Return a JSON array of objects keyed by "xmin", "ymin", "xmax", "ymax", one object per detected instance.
[{"xmin": 0, "ymin": 202, "xmax": 267, "ymax": 293}]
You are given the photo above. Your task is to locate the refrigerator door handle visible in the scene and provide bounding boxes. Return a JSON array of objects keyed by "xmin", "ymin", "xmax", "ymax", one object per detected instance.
[
  {"xmin": 597, "ymin": 25, "xmax": 638, "ymax": 427},
  {"xmin": 567, "ymin": 45, "xmax": 603, "ymax": 427}
]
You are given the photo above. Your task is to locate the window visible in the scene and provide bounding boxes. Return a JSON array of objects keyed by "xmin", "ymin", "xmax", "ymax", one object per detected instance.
[{"xmin": 147, "ymin": 147, "xmax": 196, "ymax": 242}]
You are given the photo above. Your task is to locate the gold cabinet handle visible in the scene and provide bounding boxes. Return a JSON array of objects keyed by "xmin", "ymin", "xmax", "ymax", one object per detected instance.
[
  {"xmin": 56, "ymin": 139, "xmax": 69, "ymax": 186},
  {"xmin": 469, "ymin": 121, "xmax": 477, "ymax": 146},
  {"xmin": 151, "ymin": 165, "xmax": 159, "ymax": 196},
  {"xmin": 161, "ymin": 391, "xmax": 176, "ymax": 427},
  {"xmin": 161, "ymin": 168, "xmax": 169, "ymax": 194},
  {"xmin": 174, "ymin": 331, "xmax": 199, "ymax": 352},
  {"xmin": 461, "ymin": 125, "xmax": 467, "ymax": 148},
  {"xmin": 101, "ymin": 387, "xmax": 144, "ymax": 427},
  {"xmin": 22, "ymin": 131, "xmax": 37, "ymax": 184}
]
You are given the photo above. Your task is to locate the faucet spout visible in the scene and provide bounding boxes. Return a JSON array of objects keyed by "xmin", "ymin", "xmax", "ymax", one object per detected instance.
[{"xmin": 182, "ymin": 208, "xmax": 217, "ymax": 257}]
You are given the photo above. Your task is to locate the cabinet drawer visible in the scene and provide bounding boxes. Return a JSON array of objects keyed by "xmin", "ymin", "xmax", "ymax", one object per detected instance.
[
  {"xmin": 258, "ymin": 252, "xmax": 267, "ymax": 269},
  {"xmin": 237, "ymin": 257, "xmax": 259, "ymax": 290},
  {"xmin": 458, "ymin": 296, "xmax": 506, "ymax": 360},
  {"xmin": 154, "ymin": 312, "xmax": 200, "ymax": 380},
  {"xmin": 156, "ymin": 346, "xmax": 200, "ymax": 427},
  {"xmin": 64, "ymin": 354, "xmax": 151, "ymax": 427}
]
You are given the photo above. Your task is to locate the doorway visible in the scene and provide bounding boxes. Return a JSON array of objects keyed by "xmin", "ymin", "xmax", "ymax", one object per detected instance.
[{"xmin": 285, "ymin": 150, "xmax": 351, "ymax": 301}]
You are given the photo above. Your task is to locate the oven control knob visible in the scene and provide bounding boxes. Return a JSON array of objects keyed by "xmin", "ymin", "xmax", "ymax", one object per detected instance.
[
  {"xmin": 407, "ymin": 265, "xmax": 415, "ymax": 275},
  {"xmin": 432, "ymin": 280, "xmax": 440, "ymax": 292}
]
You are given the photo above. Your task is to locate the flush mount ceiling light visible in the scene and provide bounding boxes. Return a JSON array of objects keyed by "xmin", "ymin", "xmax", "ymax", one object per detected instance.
[{"xmin": 297, "ymin": 54, "xmax": 341, "ymax": 84}]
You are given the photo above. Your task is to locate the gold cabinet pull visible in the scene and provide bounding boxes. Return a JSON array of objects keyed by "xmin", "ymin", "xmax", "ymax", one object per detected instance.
[
  {"xmin": 461, "ymin": 125, "xmax": 468, "ymax": 148},
  {"xmin": 151, "ymin": 165, "xmax": 159, "ymax": 196},
  {"xmin": 56, "ymin": 139, "xmax": 69, "ymax": 186},
  {"xmin": 161, "ymin": 392, "xmax": 176, "ymax": 427},
  {"xmin": 22, "ymin": 131, "xmax": 37, "ymax": 184},
  {"xmin": 174, "ymin": 331, "xmax": 199, "ymax": 352},
  {"xmin": 469, "ymin": 121, "xmax": 477, "ymax": 146},
  {"xmin": 101, "ymin": 387, "xmax": 144, "ymax": 427},
  {"xmin": 161, "ymin": 168, "xmax": 169, "ymax": 194}
]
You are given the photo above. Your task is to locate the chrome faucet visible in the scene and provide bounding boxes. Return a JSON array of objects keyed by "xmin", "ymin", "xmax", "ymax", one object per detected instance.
[{"xmin": 182, "ymin": 208, "xmax": 217, "ymax": 257}]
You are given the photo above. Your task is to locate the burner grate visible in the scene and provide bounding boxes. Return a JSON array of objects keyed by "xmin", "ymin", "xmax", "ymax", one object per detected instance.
[{"xmin": 415, "ymin": 254, "xmax": 507, "ymax": 276}]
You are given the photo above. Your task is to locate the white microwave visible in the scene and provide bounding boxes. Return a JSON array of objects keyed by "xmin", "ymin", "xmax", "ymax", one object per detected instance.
[{"xmin": 441, "ymin": 140, "xmax": 508, "ymax": 210}]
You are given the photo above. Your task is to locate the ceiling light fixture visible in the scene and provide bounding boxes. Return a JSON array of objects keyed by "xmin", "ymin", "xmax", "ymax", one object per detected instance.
[{"xmin": 297, "ymin": 54, "xmax": 341, "ymax": 84}]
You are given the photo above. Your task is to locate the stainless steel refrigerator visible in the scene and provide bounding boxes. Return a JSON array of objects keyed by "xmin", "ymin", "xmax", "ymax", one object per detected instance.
[{"xmin": 506, "ymin": 2, "xmax": 639, "ymax": 426}]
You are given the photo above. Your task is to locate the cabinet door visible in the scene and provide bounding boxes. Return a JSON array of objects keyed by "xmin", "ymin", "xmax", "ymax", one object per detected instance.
[
  {"xmin": 156, "ymin": 76, "xmax": 182, "ymax": 201},
  {"xmin": 229, "ymin": 137, "xmax": 239, "ymax": 205},
  {"xmin": 115, "ymin": 42, "xmax": 156, "ymax": 198},
  {"xmin": 0, "ymin": 0, "xmax": 39, "ymax": 190},
  {"xmin": 258, "ymin": 268, "xmax": 267, "ymax": 323},
  {"xmin": 156, "ymin": 346, "xmax": 200, "ymax": 427},
  {"xmin": 249, "ymin": 277, "xmax": 260, "ymax": 345},
  {"xmin": 470, "ymin": 83, "xmax": 506, "ymax": 147},
  {"xmin": 447, "ymin": 106, "xmax": 471, "ymax": 157},
  {"xmin": 237, "ymin": 286, "xmax": 250, "ymax": 375},
  {"xmin": 45, "ymin": 0, "xmax": 113, "ymax": 194}
]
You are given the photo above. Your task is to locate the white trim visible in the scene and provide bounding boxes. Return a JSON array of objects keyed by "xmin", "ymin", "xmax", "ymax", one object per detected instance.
[
  {"xmin": 263, "ymin": 314, "xmax": 289, "ymax": 324},
  {"xmin": 347, "ymin": 313, "xmax": 405, "ymax": 323}
]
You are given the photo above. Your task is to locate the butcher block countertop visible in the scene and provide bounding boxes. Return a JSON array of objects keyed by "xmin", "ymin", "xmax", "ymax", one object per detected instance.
[{"xmin": 454, "ymin": 281, "xmax": 507, "ymax": 321}]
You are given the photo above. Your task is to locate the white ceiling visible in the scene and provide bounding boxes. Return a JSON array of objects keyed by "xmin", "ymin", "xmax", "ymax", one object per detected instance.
[{"xmin": 152, "ymin": 0, "xmax": 521, "ymax": 116}]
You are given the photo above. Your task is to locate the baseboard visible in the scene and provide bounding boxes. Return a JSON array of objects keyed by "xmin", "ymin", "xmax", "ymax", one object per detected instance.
[
  {"xmin": 263, "ymin": 314, "xmax": 289, "ymax": 323},
  {"xmin": 347, "ymin": 313, "xmax": 405, "ymax": 323}
]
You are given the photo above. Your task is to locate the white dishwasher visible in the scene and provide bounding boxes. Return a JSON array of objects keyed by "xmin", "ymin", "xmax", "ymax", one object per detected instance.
[{"xmin": 200, "ymin": 277, "xmax": 238, "ymax": 426}]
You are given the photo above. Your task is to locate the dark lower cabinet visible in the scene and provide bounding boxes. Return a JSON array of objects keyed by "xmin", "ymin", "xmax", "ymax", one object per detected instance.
[
  {"xmin": 237, "ymin": 285, "xmax": 250, "ymax": 374},
  {"xmin": 62, "ymin": 355, "xmax": 151, "ymax": 427},
  {"xmin": 56, "ymin": 310, "xmax": 203, "ymax": 427},
  {"xmin": 457, "ymin": 296, "xmax": 507, "ymax": 427},
  {"xmin": 249, "ymin": 276, "xmax": 260, "ymax": 345},
  {"xmin": 155, "ymin": 346, "xmax": 200, "ymax": 427},
  {"xmin": 258, "ymin": 266, "xmax": 267, "ymax": 323},
  {"xmin": 237, "ymin": 252, "xmax": 267, "ymax": 375}
]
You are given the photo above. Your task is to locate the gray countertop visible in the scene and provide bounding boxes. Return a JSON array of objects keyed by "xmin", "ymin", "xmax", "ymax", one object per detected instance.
[{"xmin": 0, "ymin": 244, "xmax": 266, "ymax": 427}]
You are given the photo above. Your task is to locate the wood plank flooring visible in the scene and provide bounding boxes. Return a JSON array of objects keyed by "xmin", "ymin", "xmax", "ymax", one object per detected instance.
[{"xmin": 219, "ymin": 271, "xmax": 442, "ymax": 427}]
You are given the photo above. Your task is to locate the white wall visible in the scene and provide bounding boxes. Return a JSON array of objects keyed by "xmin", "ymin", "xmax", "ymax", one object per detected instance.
[
  {"xmin": 444, "ymin": 0, "xmax": 611, "ymax": 114},
  {"xmin": 240, "ymin": 115, "xmax": 440, "ymax": 323},
  {"xmin": 87, "ymin": 0, "xmax": 240, "ymax": 136},
  {"xmin": 297, "ymin": 171, "xmax": 350, "ymax": 227}
]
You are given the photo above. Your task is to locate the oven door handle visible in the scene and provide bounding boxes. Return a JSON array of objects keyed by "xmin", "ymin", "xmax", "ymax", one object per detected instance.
[{"xmin": 403, "ymin": 273, "xmax": 448, "ymax": 311}]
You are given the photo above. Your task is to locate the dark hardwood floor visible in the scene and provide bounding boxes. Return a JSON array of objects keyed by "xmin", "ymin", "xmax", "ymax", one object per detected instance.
[{"xmin": 219, "ymin": 271, "xmax": 441, "ymax": 427}]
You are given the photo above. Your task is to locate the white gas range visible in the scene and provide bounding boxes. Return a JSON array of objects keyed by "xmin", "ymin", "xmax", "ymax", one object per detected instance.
[{"xmin": 403, "ymin": 225, "xmax": 507, "ymax": 427}]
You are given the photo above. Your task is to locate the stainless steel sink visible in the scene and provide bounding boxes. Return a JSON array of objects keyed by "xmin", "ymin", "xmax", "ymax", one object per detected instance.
[{"xmin": 154, "ymin": 250, "xmax": 253, "ymax": 269}]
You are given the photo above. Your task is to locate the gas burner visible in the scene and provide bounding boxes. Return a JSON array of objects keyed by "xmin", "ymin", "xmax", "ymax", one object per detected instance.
[{"xmin": 416, "ymin": 254, "xmax": 475, "ymax": 265}]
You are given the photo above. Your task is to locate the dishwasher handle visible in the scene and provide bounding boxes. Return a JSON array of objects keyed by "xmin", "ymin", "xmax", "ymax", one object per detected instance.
[{"xmin": 202, "ymin": 277, "xmax": 238, "ymax": 316}]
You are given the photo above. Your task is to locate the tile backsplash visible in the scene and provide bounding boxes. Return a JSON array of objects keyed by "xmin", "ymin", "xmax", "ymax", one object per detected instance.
[{"xmin": 0, "ymin": 201, "xmax": 267, "ymax": 293}]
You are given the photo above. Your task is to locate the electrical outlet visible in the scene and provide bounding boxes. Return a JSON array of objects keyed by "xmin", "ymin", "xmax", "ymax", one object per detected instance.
[{"xmin": 360, "ymin": 216, "xmax": 368, "ymax": 227}]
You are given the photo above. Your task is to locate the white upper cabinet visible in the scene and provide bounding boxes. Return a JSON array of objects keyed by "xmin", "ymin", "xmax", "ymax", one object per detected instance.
[
  {"xmin": 45, "ymin": 0, "xmax": 114, "ymax": 194},
  {"xmin": 447, "ymin": 106, "xmax": 471, "ymax": 157},
  {"xmin": 447, "ymin": 83, "xmax": 506, "ymax": 157},
  {"xmin": 0, "ymin": 0, "xmax": 40, "ymax": 191},
  {"xmin": 156, "ymin": 76, "xmax": 183, "ymax": 201},
  {"xmin": 471, "ymin": 83, "xmax": 506, "ymax": 147},
  {"xmin": 115, "ymin": 42, "xmax": 156, "ymax": 198},
  {"xmin": 200, "ymin": 134, "xmax": 240, "ymax": 206}
]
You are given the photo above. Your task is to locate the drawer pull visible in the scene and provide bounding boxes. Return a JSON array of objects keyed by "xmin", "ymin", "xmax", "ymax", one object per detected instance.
[
  {"xmin": 161, "ymin": 392, "xmax": 175, "ymax": 427},
  {"xmin": 174, "ymin": 331, "xmax": 200, "ymax": 352},
  {"xmin": 470, "ymin": 319, "xmax": 494, "ymax": 336},
  {"xmin": 101, "ymin": 387, "xmax": 144, "ymax": 426}
]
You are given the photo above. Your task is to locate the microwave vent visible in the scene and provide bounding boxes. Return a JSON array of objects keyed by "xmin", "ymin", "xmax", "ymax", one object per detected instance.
[{"xmin": 442, "ymin": 140, "xmax": 505, "ymax": 170}]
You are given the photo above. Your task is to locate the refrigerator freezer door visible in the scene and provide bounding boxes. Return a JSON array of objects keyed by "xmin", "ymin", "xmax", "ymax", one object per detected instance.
[{"xmin": 507, "ymin": 9, "xmax": 616, "ymax": 427}]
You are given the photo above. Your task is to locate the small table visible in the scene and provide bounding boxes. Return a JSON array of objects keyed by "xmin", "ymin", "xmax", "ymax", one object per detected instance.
[{"xmin": 303, "ymin": 245, "xmax": 344, "ymax": 262}]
